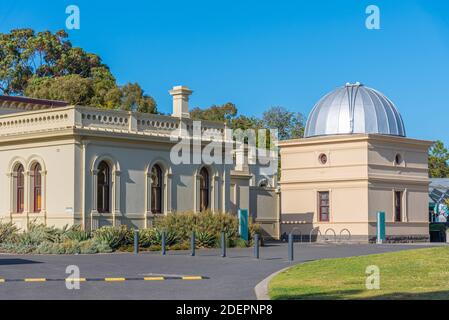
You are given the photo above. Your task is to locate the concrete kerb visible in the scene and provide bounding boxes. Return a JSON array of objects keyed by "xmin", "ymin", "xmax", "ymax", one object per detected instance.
[{"xmin": 254, "ymin": 266, "xmax": 292, "ymax": 300}]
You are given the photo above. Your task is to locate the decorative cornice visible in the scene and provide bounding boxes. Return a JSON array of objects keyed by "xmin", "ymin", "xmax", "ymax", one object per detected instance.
[{"xmin": 279, "ymin": 134, "xmax": 433, "ymax": 148}]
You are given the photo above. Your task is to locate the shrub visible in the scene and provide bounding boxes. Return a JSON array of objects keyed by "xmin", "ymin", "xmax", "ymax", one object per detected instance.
[
  {"xmin": 89, "ymin": 240, "xmax": 113, "ymax": 254},
  {"xmin": 0, "ymin": 211, "xmax": 262, "ymax": 254},
  {"xmin": 79, "ymin": 239, "xmax": 106, "ymax": 254},
  {"xmin": 169, "ymin": 241, "xmax": 190, "ymax": 250},
  {"xmin": 151, "ymin": 229, "xmax": 179, "ymax": 246},
  {"xmin": 0, "ymin": 221, "xmax": 19, "ymax": 243},
  {"xmin": 16, "ymin": 224, "xmax": 56, "ymax": 246},
  {"xmin": 0, "ymin": 242, "xmax": 36, "ymax": 254},
  {"xmin": 153, "ymin": 210, "xmax": 240, "ymax": 243},
  {"xmin": 196, "ymin": 231, "xmax": 216, "ymax": 248},
  {"xmin": 138, "ymin": 228, "xmax": 156, "ymax": 247},
  {"xmin": 33, "ymin": 239, "xmax": 112, "ymax": 254},
  {"xmin": 62, "ymin": 225, "xmax": 91, "ymax": 242},
  {"xmin": 92, "ymin": 225, "xmax": 131, "ymax": 249},
  {"xmin": 234, "ymin": 238, "xmax": 249, "ymax": 248},
  {"xmin": 148, "ymin": 244, "xmax": 162, "ymax": 251},
  {"xmin": 249, "ymin": 218, "xmax": 264, "ymax": 246}
]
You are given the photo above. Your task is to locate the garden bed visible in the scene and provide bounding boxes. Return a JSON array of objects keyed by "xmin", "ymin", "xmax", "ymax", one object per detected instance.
[{"xmin": 0, "ymin": 211, "xmax": 261, "ymax": 254}]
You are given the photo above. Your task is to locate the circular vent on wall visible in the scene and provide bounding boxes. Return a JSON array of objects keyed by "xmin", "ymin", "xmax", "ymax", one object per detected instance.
[{"xmin": 319, "ymin": 153, "xmax": 328, "ymax": 165}]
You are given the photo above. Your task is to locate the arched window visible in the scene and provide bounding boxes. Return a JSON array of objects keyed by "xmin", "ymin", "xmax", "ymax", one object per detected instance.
[
  {"xmin": 151, "ymin": 165, "xmax": 163, "ymax": 214},
  {"xmin": 14, "ymin": 164, "xmax": 25, "ymax": 213},
  {"xmin": 31, "ymin": 163, "xmax": 42, "ymax": 213},
  {"xmin": 199, "ymin": 167, "xmax": 210, "ymax": 212},
  {"xmin": 97, "ymin": 161, "xmax": 111, "ymax": 213}
]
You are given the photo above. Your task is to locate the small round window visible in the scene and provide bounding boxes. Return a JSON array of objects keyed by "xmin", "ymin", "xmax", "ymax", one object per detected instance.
[
  {"xmin": 395, "ymin": 154, "xmax": 402, "ymax": 165},
  {"xmin": 319, "ymin": 153, "xmax": 328, "ymax": 165}
]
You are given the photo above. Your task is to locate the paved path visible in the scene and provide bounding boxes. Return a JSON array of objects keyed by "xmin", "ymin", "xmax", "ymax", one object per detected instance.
[{"xmin": 0, "ymin": 242, "xmax": 440, "ymax": 300}]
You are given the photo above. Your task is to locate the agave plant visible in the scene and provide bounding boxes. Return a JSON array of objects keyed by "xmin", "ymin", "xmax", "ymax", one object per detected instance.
[
  {"xmin": 0, "ymin": 221, "xmax": 18, "ymax": 243},
  {"xmin": 92, "ymin": 226, "xmax": 130, "ymax": 249},
  {"xmin": 152, "ymin": 229, "xmax": 179, "ymax": 246},
  {"xmin": 62, "ymin": 225, "xmax": 91, "ymax": 242},
  {"xmin": 17, "ymin": 222, "xmax": 62, "ymax": 246},
  {"xmin": 195, "ymin": 231, "xmax": 216, "ymax": 248}
]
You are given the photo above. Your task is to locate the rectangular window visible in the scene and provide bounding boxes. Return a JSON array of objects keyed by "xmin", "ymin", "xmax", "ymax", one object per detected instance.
[
  {"xmin": 394, "ymin": 191, "xmax": 402, "ymax": 222},
  {"xmin": 318, "ymin": 191, "xmax": 330, "ymax": 222}
]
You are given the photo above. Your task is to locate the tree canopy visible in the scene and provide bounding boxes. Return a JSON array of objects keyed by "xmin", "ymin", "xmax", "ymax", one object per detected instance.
[
  {"xmin": 191, "ymin": 103, "xmax": 304, "ymax": 141},
  {"xmin": 0, "ymin": 29, "xmax": 157, "ymax": 113},
  {"xmin": 429, "ymin": 140, "xmax": 449, "ymax": 178},
  {"xmin": 262, "ymin": 106, "xmax": 305, "ymax": 140}
]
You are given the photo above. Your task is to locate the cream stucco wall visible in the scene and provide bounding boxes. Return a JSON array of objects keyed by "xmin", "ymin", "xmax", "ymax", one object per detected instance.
[
  {"xmin": 0, "ymin": 102, "xmax": 279, "ymax": 237},
  {"xmin": 0, "ymin": 138, "xmax": 77, "ymax": 229},
  {"xmin": 279, "ymin": 134, "xmax": 432, "ymax": 242}
]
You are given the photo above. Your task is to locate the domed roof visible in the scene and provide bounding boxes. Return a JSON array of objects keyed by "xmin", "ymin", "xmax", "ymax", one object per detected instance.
[{"xmin": 304, "ymin": 83, "xmax": 406, "ymax": 138}]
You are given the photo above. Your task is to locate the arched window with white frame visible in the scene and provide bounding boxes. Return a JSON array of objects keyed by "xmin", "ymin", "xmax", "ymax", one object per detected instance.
[
  {"xmin": 199, "ymin": 167, "xmax": 210, "ymax": 212},
  {"xmin": 151, "ymin": 164, "xmax": 163, "ymax": 214},
  {"xmin": 30, "ymin": 162, "xmax": 42, "ymax": 213},
  {"xmin": 97, "ymin": 161, "xmax": 111, "ymax": 213},
  {"xmin": 13, "ymin": 163, "xmax": 25, "ymax": 213}
]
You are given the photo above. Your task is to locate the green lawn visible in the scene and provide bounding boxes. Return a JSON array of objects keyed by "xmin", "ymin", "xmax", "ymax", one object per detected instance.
[{"xmin": 269, "ymin": 247, "xmax": 449, "ymax": 300}]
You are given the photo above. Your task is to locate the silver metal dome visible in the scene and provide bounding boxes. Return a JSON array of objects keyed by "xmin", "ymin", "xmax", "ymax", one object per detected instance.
[{"xmin": 304, "ymin": 83, "xmax": 406, "ymax": 138}]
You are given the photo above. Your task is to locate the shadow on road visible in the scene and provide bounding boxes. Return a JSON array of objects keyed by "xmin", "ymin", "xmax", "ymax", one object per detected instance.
[{"xmin": 0, "ymin": 259, "xmax": 42, "ymax": 266}]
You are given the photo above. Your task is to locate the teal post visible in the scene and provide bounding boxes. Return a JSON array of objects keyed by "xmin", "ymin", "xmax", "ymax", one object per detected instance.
[
  {"xmin": 238, "ymin": 209, "xmax": 249, "ymax": 242},
  {"xmin": 377, "ymin": 211, "xmax": 386, "ymax": 244}
]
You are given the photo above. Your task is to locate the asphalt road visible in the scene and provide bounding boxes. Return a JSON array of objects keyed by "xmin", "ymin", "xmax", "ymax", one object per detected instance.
[{"xmin": 0, "ymin": 242, "xmax": 440, "ymax": 300}]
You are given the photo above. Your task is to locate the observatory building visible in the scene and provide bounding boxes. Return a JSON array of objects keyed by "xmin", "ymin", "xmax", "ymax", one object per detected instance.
[{"xmin": 279, "ymin": 83, "xmax": 432, "ymax": 242}]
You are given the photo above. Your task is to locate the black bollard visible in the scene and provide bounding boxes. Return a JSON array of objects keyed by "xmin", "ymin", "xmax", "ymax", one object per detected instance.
[
  {"xmin": 191, "ymin": 231, "xmax": 196, "ymax": 256},
  {"xmin": 221, "ymin": 232, "xmax": 226, "ymax": 257},
  {"xmin": 134, "ymin": 229, "xmax": 139, "ymax": 254},
  {"xmin": 254, "ymin": 233, "xmax": 260, "ymax": 259},
  {"xmin": 161, "ymin": 231, "xmax": 166, "ymax": 255},
  {"xmin": 288, "ymin": 233, "xmax": 294, "ymax": 261}
]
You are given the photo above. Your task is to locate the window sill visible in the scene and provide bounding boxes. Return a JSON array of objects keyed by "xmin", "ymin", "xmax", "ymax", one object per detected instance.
[{"xmin": 145, "ymin": 212, "xmax": 165, "ymax": 218}]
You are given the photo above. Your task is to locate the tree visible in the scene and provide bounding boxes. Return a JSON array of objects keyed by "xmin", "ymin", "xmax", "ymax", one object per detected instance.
[
  {"xmin": 24, "ymin": 74, "xmax": 93, "ymax": 105},
  {"xmin": 0, "ymin": 29, "xmax": 102, "ymax": 95},
  {"xmin": 90, "ymin": 67, "xmax": 121, "ymax": 109},
  {"xmin": 262, "ymin": 106, "xmax": 305, "ymax": 140},
  {"xmin": 120, "ymin": 83, "xmax": 157, "ymax": 113},
  {"xmin": 191, "ymin": 102, "xmax": 237, "ymax": 123},
  {"xmin": 429, "ymin": 140, "xmax": 449, "ymax": 178},
  {"xmin": 230, "ymin": 115, "xmax": 262, "ymax": 131},
  {"xmin": 0, "ymin": 29, "xmax": 157, "ymax": 113}
]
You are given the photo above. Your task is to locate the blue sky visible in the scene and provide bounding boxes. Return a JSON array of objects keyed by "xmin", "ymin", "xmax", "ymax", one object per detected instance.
[{"xmin": 1, "ymin": 0, "xmax": 449, "ymax": 144}]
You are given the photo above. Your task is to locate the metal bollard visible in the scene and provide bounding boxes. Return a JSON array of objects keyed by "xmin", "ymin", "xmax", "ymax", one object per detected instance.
[
  {"xmin": 254, "ymin": 233, "xmax": 260, "ymax": 259},
  {"xmin": 134, "ymin": 229, "xmax": 139, "ymax": 254},
  {"xmin": 161, "ymin": 231, "xmax": 166, "ymax": 255},
  {"xmin": 288, "ymin": 233, "xmax": 294, "ymax": 261},
  {"xmin": 191, "ymin": 231, "xmax": 196, "ymax": 256},
  {"xmin": 221, "ymin": 232, "xmax": 226, "ymax": 258}
]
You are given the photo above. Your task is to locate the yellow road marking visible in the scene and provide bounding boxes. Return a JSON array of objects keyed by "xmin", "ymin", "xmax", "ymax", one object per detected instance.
[
  {"xmin": 104, "ymin": 277, "xmax": 126, "ymax": 282},
  {"xmin": 182, "ymin": 276, "xmax": 203, "ymax": 280},
  {"xmin": 144, "ymin": 277, "xmax": 165, "ymax": 281},
  {"xmin": 65, "ymin": 278, "xmax": 86, "ymax": 282},
  {"xmin": 24, "ymin": 278, "xmax": 46, "ymax": 282}
]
